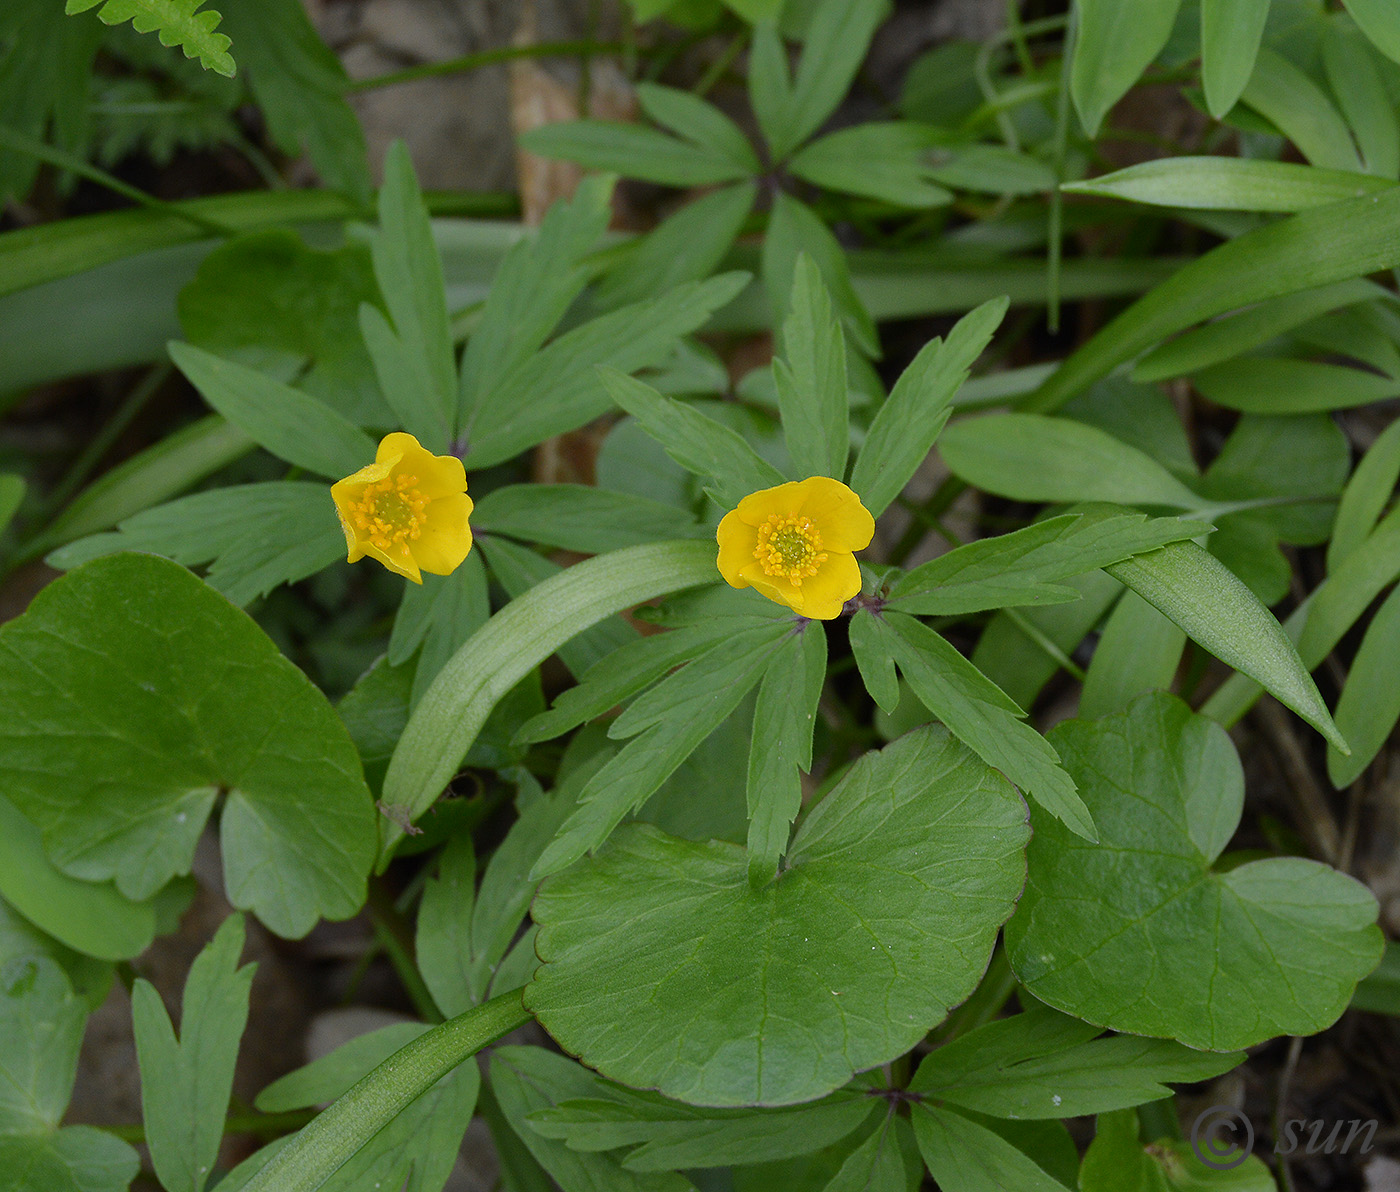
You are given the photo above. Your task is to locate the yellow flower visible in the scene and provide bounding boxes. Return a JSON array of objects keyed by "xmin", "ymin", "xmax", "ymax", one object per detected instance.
[
  {"xmin": 331, "ymin": 432, "xmax": 473, "ymax": 583},
  {"xmin": 716, "ymin": 477, "xmax": 874, "ymax": 619}
]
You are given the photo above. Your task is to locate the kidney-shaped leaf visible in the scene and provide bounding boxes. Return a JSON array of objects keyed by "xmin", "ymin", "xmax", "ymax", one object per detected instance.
[
  {"xmin": 1006, "ymin": 692, "xmax": 1382, "ymax": 1050},
  {"xmin": 525, "ymin": 725, "xmax": 1029, "ymax": 1107},
  {"xmin": 0, "ymin": 553, "xmax": 377, "ymax": 938}
]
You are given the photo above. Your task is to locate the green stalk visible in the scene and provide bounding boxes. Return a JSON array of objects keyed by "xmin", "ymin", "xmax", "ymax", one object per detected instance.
[
  {"xmin": 347, "ymin": 41, "xmax": 624, "ymax": 92},
  {"xmin": 240, "ymin": 989, "xmax": 531, "ymax": 1192}
]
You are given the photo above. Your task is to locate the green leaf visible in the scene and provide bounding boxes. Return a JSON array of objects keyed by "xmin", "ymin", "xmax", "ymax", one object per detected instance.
[
  {"xmin": 459, "ymin": 176, "xmax": 612, "ymax": 429},
  {"xmin": 237, "ymin": 992, "xmax": 524, "ymax": 1192},
  {"xmin": 1192, "ymin": 356, "xmax": 1400, "ymax": 413},
  {"xmin": 490, "ymin": 1048, "xmax": 693, "ymax": 1192},
  {"xmin": 939, "ymin": 414, "xmax": 1203, "ymax": 509},
  {"xmin": 463, "ymin": 273, "xmax": 750, "ymax": 470},
  {"xmin": 380, "ymin": 540, "xmax": 721, "ymax": 859},
  {"xmin": 1200, "ymin": 0, "xmax": 1270, "ymax": 118},
  {"xmin": 1352, "ymin": 940, "xmax": 1400, "ymax": 1014},
  {"xmin": 763, "ymin": 192, "xmax": 878, "ymax": 357},
  {"xmin": 1079, "ymin": 591, "xmax": 1184, "ymax": 719},
  {"xmin": 65, "ymin": 0, "xmax": 234, "ymax": 76},
  {"xmin": 41, "ymin": 416, "xmax": 254, "ymax": 550},
  {"xmin": 524, "ymin": 724, "xmax": 1029, "ymax": 1106},
  {"xmin": 886, "ymin": 508, "xmax": 1207, "ymax": 616},
  {"xmin": 1006, "ymin": 692, "xmax": 1382, "ymax": 1049},
  {"xmin": 877, "ymin": 612, "xmax": 1096, "ymax": 840},
  {"xmin": 848, "ymin": 609, "xmax": 898, "ymax": 715},
  {"xmin": 520, "ymin": 120, "xmax": 753, "ymax": 187},
  {"xmin": 0, "ymin": 796, "xmax": 156, "ymax": 962},
  {"xmin": 133, "ymin": 914, "xmax": 254, "ymax": 1192},
  {"xmin": 1026, "ymin": 186, "xmax": 1400, "ymax": 412},
  {"xmin": 1324, "ymin": 19, "xmax": 1400, "ymax": 179},
  {"xmin": 177, "ymin": 229, "xmax": 390, "ymax": 426},
  {"xmin": 1132, "ymin": 279, "xmax": 1384, "ymax": 382},
  {"xmin": 1063, "ymin": 157, "xmax": 1393, "ymax": 212},
  {"xmin": 0, "ymin": 473, "xmax": 25, "ymax": 536},
  {"xmin": 362, "ymin": 141, "xmax": 456, "ymax": 451},
  {"xmin": 1344, "ymin": 0, "xmax": 1400, "ymax": 66},
  {"xmin": 597, "ymin": 182, "xmax": 757, "ymax": 311},
  {"xmin": 0, "ymin": 1126, "xmax": 140, "ymax": 1192},
  {"xmin": 256, "ymin": 1023, "xmax": 426, "ymax": 1112},
  {"xmin": 1071, "ymin": 0, "xmax": 1181, "ymax": 136},
  {"xmin": 1327, "ymin": 584, "xmax": 1400, "ymax": 787},
  {"xmin": 909, "ymin": 1005, "xmax": 1243, "ymax": 1119},
  {"xmin": 746, "ymin": 622, "xmax": 825, "ymax": 887},
  {"xmin": 774, "ymin": 256, "xmax": 849, "ymax": 480},
  {"xmin": 599, "ymin": 369, "xmax": 787, "ymax": 508},
  {"xmin": 388, "ymin": 553, "xmax": 490, "ymax": 704},
  {"xmin": 169, "ymin": 343, "xmax": 376, "ymax": 479},
  {"xmin": 851, "ymin": 298, "xmax": 1004, "ymax": 517},
  {"xmin": 788, "ymin": 122, "xmax": 953, "ymax": 208},
  {"xmin": 1079, "ymin": 1109, "xmax": 1277, "ymax": 1192},
  {"xmin": 1239, "ymin": 48, "xmax": 1363, "ymax": 173},
  {"xmin": 913, "ymin": 1103, "xmax": 1074, "ymax": 1192},
  {"xmin": 1105, "ymin": 541, "xmax": 1348, "ymax": 752},
  {"xmin": 473, "ymin": 484, "xmax": 702, "ymax": 554},
  {"xmin": 1329, "ymin": 416, "xmax": 1400, "ymax": 570},
  {"xmin": 216, "ymin": 0, "xmax": 370, "ymax": 199},
  {"xmin": 635, "ymin": 82, "xmax": 760, "ymax": 173},
  {"xmin": 533, "ymin": 624, "xmax": 788, "ymax": 878},
  {"xmin": 823, "ymin": 1113, "xmax": 918, "ymax": 1192},
  {"xmin": 925, "ymin": 144, "xmax": 1056, "ymax": 196},
  {"xmin": 0, "ymin": 554, "xmax": 377, "ymax": 937}
]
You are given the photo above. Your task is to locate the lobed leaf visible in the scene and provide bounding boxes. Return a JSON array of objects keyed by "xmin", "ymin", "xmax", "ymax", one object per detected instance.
[{"xmin": 66, "ymin": 0, "xmax": 234, "ymax": 76}]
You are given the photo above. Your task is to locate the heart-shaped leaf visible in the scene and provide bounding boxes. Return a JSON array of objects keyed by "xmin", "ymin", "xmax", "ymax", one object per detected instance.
[
  {"xmin": 0, "ymin": 553, "xmax": 377, "ymax": 938},
  {"xmin": 1006, "ymin": 692, "xmax": 1382, "ymax": 1050},
  {"xmin": 525, "ymin": 725, "xmax": 1029, "ymax": 1106}
]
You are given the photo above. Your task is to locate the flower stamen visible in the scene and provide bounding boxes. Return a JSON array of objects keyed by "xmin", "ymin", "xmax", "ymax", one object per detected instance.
[
  {"xmin": 754, "ymin": 514, "xmax": 828, "ymax": 587},
  {"xmin": 349, "ymin": 473, "xmax": 429, "ymax": 553}
]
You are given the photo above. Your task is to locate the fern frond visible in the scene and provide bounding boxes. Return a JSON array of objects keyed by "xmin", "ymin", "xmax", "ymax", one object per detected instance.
[{"xmin": 65, "ymin": 0, "xmax": 235, "ymax": 77}]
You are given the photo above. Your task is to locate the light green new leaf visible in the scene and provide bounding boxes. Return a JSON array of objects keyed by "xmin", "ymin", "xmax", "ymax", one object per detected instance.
[
  {"xmin": 1079, "ymin": 1109, "xmax": 1277, "ymax": 1192},
  {"xmin": 1007, "ymin": 693, "xmax": 1382, "ymax": 1049},
  {"xmin": 463, "ymin": 272, "xmax": 749, "ymax": 470},
  {"xmin": 909, "ymin": 1005, "xmax": 1243, "ymax": 1119},
  {"xmin": 472, "ymin": 484, "xmax": 702, "ymax": 554},
  {"xmin": 1064, "ymin": 157, "xmax": 1394, "ymax": 212},
  {"xmin": 520, "ymin": 120, "xmax": 753, "ymax": 187},
  {"xmin": 880, "ymin": 612, "xmax": 1096, "ymax": 840},
  {"xmin": 939, "ymin": 414, "xmax": 1202, "ymax": 509},
  {"xmin": 886, "ymin": 508, "xmax": 1207, "ymax": 616},
  {"xmin": 775, "ymin": 255, "xmax": 849, "ymax": 480},
  {"xmin": 1200, "ymin": 0, "xmax": 1269, "ymax": 118},
  {"xmin": 914, "ymin": 1103, "xmax": 1074, "ymax": 1192},
  {"xmin": 1071, "ymin": 0, "xmax": 1181, "ymax": 136},
  {"xmin": 635, "ymin": 82, "xmax": 760, "ymax": 173},
  {"xmin": 363, "ymin": 141, "xmax": 456, "ymax": 450},
  {"xmin": 380, "ymin": 540, "xmax": 721, "ymax": 860},
  {"xmin": 746, "ymin": 622, "xmax": 826, "ymax": 887},
  {"xmin": 65, "ymin": 0, "xmax": 234, "ymax": 76},
  {"xmin": 1327, "ymin": 585, "xmax": 1400, "ymax": 787},
  {"xmin": 134, "ymin": 915, "xmax": 253, "ymax": 1192},
  {"xmin": 1240, "ymin": 49, "xmax": 1363, "ymax": 173},
  {"xmin": 788, "ymin": 122, "xmax": 953, "ymax": 208},
  {"xmin": 491, "ymin": 1048, "xmax": 693, "ymax": 1192},
  {"xmin": 1106, "ymin": 541, "xmax": 1348, "ymax": 751},
  {"xmin": 1324, "ymin": 20, "xmax": 1400, "ymax": 179},
  {"xmin": 0, "ymin": 554, "xmax": 377, "ymax": 937},
  {"xmin": 599, "ymin": 369, "xmax": 786, "ymax": 508},
  {"xmin": 1027, "ymin": 186, "xmax": 1400, "ymax": 412},
  {"xmin": 169, "ymin": 342, "xmax": 375, "ymax": 478},
  {"xmin": 525, "ymin": 725, "xmax": 1029, "ymax": 1106},
  {"xmin": 851, "ymin": 298, "xmax": 1005, "ymax": 517},
  {"xmin": 0, "ymin": 796, "xmax": 156, "ymax": 962},
  {"xmin": 1344, "ymin": 0, "xmax": 1400, "ymax": 66}
]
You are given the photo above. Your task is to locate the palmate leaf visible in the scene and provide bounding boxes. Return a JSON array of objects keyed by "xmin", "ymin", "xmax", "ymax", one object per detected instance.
[{"xmin": 66, "ymin": 0, "xmax": 235, "ymax": 77}]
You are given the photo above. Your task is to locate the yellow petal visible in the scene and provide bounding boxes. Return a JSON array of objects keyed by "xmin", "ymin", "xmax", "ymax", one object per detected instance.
[
  {"xmin": 413, "ymin": 493, "xmax": 475, "ymax": 575},
  {"xmin": 379, "ymin": 432, "xmax": 466, "ymax": 499},
  {"xmin": 735, "ymin": 480, "xmax": 808, "ymax": 527},
  {"xmin": 362, "ymin": 538, "xmax": 422, "ymax": 583},
  {"xmin": 716, "ymin": 511, "xmax": 760, "ymax": 589},
  {"xmin": 736, "ymin": 561, "xmax": 802, "ymax": 613},
  {"xmin": 795, "ymin": 551, "xmax": 861, "ymax": 619},
  {"xmin": 793, "ymin": 477, "xmax": 875, "ymax": 552}
]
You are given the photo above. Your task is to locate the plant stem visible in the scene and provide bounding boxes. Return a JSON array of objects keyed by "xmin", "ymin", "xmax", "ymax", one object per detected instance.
[
  {"xmin": 104, "ymin": 1109, "xmax": 318, "ymax": 1145},
  {"xmin": 695, "ymin": 31, "xmax": 748, "ymax": 98},
  {"xmin": 366, "ymin": 880, "xmax": 444, "ymax": 1024},
  {"xmin": 1003, "ymin": 606, "xmax": 1089, "ymax": 683},
  {"xmin": 346, "ymin": 41, "xmax": 626, "ymax": 93}
]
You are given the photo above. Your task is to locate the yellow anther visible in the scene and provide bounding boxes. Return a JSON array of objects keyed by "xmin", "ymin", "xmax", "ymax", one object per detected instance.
[{"xmin": 753, "ymin": 513, "xmax": 828, "ymax": 587}]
